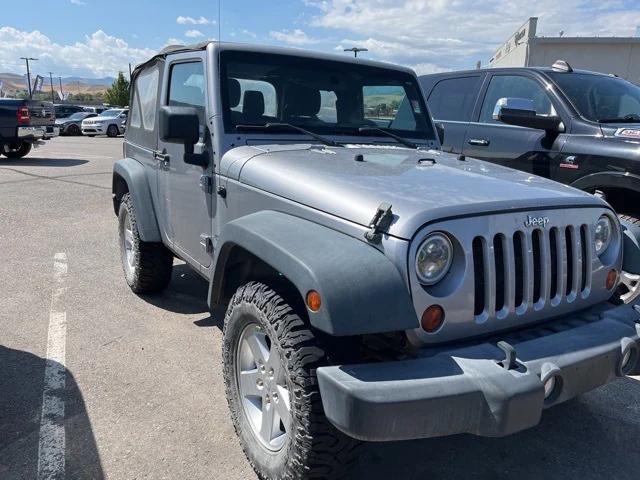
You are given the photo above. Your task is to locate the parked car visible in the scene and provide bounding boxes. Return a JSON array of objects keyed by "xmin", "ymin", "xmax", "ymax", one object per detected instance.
[
  {"xmin": 54, "ymin": 104, "xmax": 85, "ymax": 119},
  {"xmin": 56, "ymin": 111, "xmax": 97, "ymax": 136},
  {"xmin": 420, "ymin": 61, "xmax": 640, "ymax": 302},
  {"xmin": 113, "ymin": 43, "xmax": 640, "ymax": 480},
  {"xmin": 0, "ymin": 99, "xmax": 58, "ymax": 158},
  {"xmin": 81, "ymin": 108, "xmax": 128, "ymax": 137}
]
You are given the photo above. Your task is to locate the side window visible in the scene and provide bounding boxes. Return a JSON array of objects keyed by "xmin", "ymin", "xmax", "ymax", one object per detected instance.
[
  {"xmin": 317, "ymin": 90, "xmax": 337, "ymax": 123},
  {"xmin": 130, "ymin": 65, "xmax": 159, "ymax": 131},
  {"xmin": 168, "ymin": 62, "xmax": 206, "ymax": 111},
  {"xmin": 232, "ymin": 79, "xmax": 277, "ymax": 118},
  {"xmin": 479, "ymin": 75, "xmax": 553, "ymax": 124},
  {"xmin": 427, "ymin": 76, "xmax": 480, "ymax": 121},
  {"xmin": 363, "ymin": 85, "xmax": 405, "ymax": 127}
]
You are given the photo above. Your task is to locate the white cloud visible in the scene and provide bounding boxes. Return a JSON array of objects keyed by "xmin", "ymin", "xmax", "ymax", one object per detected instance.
[
  {"xmin": 70, "ymin": 0, "xmax": 85, "ymax": 5},
  {"xmin": 177, "ymin": 15, "xmax": 213, "ymax": 25},
  {"xmin": 269, "ymin": 29, "xmax": 319, "ymax": 45},
  {"xmin": 310, "ymin": 0, "xmax": 640, "ymax": 70},
  {"xmin": 410, "ymin": 62, "xmax": 450, "ymax": 75},
  {"xmin": 165, "ymin": 37, "xmax": 184, "ymax": 46},
  {"xmin": 0, "ymin": 27, "xmax": 155, "ymax": 77},
  {"xmin": 185, "ymin": 29, "xmax": 204, "ymax": 38},
  {"xmin": 242, "ymin": 29, "xmax": 257, "ymax": 38}
]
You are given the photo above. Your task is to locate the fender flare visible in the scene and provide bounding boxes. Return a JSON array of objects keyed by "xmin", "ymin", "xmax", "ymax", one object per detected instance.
[
  {"xmin": 570, "ymin": 171, "xmax": 640, "ymax": 195},
  {"xmin": 112, "ymin": 158, "xmax": 161, "ymax": 242},
  {"xmin": 209, "ymin": 211, "xmax": 417, "ymax": 336}
]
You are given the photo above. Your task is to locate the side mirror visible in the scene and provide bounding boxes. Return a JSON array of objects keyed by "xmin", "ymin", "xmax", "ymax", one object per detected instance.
[
  {"xmin": 493, "ymin": 97, "xmax": 562, "ymax": 132},
  {"xmin": 435, "ymin": 122, "xmax": 445, "ymax": 145},
  {"xmin": 159, "ymin": 106, "xmax": 208, "ymax": 167}
]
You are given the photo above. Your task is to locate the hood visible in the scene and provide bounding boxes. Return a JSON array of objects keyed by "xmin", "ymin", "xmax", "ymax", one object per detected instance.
[{"xmin": 228, "ymin": 144, "xmax": 606, "ymax": 239}]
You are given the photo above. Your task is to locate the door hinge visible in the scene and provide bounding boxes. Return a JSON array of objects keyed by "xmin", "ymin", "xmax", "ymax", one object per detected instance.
[
  {"xmin": 199, "ymin": 175, "xmax": 212, "ymax": 194},
  {"xmin": 200, "ymin": 235, "xmax": 213, "ymax": 253},
  {"xmin": 364, "ymin": 203, "xmax": 393, "ymax": 244}
]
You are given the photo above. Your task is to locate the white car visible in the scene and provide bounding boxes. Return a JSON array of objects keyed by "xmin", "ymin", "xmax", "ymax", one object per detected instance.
[{"xmin": 81, "ymin": 109, "xmax": 128, "ymax": 137}]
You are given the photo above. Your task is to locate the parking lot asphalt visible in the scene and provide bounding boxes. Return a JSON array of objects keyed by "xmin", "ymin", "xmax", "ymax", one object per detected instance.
[{"xmin": 1, "ymin": 136, "xmax": 640, "ymax": 480}]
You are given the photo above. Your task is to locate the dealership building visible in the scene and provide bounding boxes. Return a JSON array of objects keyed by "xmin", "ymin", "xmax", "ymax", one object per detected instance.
[{"xmin": 489, "ymin": 18, "xmax": 640, "ymax": 84}]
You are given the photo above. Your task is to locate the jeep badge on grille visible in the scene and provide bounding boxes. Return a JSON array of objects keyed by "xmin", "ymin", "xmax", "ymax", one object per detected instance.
[{"xmin": 524, "ymin": 215, "xmax": 550, "ymax": 228}]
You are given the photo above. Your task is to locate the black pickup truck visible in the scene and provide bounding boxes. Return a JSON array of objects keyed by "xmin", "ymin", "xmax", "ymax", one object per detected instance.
[{"xmin": 0, "ymin": 99, "xmax": 58, "ymax": 158}]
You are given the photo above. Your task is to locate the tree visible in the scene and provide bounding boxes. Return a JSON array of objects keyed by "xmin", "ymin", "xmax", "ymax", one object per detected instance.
[{"xmin": 104, "ymin": 72, "xmax": 130, "ymax": 107}]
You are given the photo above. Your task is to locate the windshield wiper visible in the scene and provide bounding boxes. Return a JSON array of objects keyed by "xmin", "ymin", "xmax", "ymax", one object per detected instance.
[
  {"xmin": 357, "ymin": 126, "xmax": 418, "ymax": 149},
  {"xmin": 235, "ymin": 123, "xmax": 341, "ymax": 147},
  {"xmin": 598, "ymin": 114, "xmax": 640, "ymax": 123}
]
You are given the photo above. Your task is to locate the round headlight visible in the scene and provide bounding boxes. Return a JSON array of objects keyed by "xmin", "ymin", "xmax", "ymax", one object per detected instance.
[
  {"xmin": 594, "ymin": 215, "xmax": 612, "ymax": 255},
  {"xmin": 415, "ymin": 233, "xmax": 453, "ymax": 285}
]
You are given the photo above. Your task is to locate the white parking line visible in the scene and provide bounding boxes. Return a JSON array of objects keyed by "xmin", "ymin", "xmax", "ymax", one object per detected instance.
[{"xmin": 37, "ymin": 253, "xmax": 68, "ymax": 480}]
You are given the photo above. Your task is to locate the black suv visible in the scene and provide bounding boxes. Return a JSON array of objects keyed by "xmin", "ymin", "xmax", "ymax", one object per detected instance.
[
  {"xmin": 54, "ymin": 104, "xmax": 85, "ymax": 119},
  {"xmin": 420, "ymin": 62, "xmax": 640, "ymax": 225}
]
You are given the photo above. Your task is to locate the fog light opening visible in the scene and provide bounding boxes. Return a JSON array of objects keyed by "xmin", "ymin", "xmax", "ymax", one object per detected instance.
[
  {"xmin": 421, "ymin": 305, "xmax": 445, "ymax": 333},
  {"xmin": 620, "ymin": 346, "xmax": 638, "ymax": 375},
  {"xmin": 606, "ymin": 269, "xmax": 618, "ymax": 290}
]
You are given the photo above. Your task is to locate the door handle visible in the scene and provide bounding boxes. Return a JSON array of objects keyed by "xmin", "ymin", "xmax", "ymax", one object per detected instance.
[
  {"xmin": 467, "ymin": 138, "xmax": 490, "ymax": 147},
  {"xmin": 153, "ymin": 151, "xmax": 170, "ymax": 167}
]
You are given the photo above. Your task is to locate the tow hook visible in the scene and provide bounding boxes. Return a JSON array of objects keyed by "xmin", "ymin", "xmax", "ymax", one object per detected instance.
[{"xmin": 497, "ymin": 341, "xmax": 518, "ymax": 370}]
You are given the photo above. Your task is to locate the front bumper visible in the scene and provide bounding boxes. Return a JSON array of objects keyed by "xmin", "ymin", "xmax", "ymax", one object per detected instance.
[
  {"xmin": 82, "ymin": 124, "xmax": 107, "ymax": 135},
  {"xmin": 317, "ymin": 302, "xmax": 640, "ymax": 441}
]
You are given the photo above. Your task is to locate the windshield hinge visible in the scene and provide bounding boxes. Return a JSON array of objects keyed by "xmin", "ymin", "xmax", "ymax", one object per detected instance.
[{"xmin": 364, "ymin": 203, "xmax": 393, "ymax": 244}]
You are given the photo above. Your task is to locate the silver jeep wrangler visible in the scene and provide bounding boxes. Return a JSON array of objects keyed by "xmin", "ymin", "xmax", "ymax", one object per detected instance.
[{"xmin": 113, "ymin": 42, "xmax": 640, "ymax": 479}]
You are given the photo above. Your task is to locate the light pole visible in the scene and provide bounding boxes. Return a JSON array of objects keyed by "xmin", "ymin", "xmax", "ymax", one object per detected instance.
[
  {"xmin": 48, "ymin": 72, "xmax": 55, "ymax": 104},
  {"xmin": 344, "ymin": 47, "xmax": 368, "ymax": 58},
  {"xmin": 20, "ymin": 57, "xmax": 38, "ymax": 99}
]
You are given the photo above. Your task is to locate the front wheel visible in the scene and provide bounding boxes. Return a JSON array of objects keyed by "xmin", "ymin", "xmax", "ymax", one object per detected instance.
[
  {"xmin": 1, "ymin": 141, "xmax": 32, "ymax": 158},
  {"xmin": 223, "ymin": 282, "xmax": 359, "ymax": 480},
  {"xmin": 106, "ymin": 124, "xmax": 119, "ymax": 137},
  {"xmin": 618, "ymin": 214, "xmax": 640, "ymax": 304}
]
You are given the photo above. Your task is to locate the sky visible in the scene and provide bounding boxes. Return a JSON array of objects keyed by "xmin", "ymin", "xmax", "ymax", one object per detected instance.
[{"xmin": 1, "ymin": 0, "xmax": 640, "ymax": 79}]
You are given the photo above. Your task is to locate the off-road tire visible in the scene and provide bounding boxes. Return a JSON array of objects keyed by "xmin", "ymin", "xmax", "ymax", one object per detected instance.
[
  {"xmin": 107, "ymin": 124, "xmax": 119, "ymax": 137},
  {"xmin": 620, "ymin": 214, "xmax": 640, "ymax": 226},
  {"xmin": 223, "ymin": 281, "xmax": 360, "ymax": 480},
  {"xmin": 616, "ymin": 214, "xmax": 640, "ymax": 304},
  {"xmin": 118, "ymin": 193, "xmax": 173, "ymax": 293},
  {"xmin": 1, "ymin": 141, "xmax": 32, "ymax": 159}
]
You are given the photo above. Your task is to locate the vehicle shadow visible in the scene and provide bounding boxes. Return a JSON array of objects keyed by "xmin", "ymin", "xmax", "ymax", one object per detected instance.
[
  {"xmin": 352, "ymin": 376, "xmax": 640, "ymax": 479},
  {"xmin": 139, "ymin": 263, "xmax": 211, "ymax": 316},
  {"xmin": 0, "ymin": 158, "xmax": 88, "ymax": 167},
  {"xmin": 0, "ymin": 344, "xmax": 104, "ymax": 479}
]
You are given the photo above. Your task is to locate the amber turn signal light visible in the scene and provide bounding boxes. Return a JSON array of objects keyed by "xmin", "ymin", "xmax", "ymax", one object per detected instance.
[
  {"xmin": 421, "ymin": 305, "xmax": 445, "ymax": 333},
  {"xmin": 306, "ymin": 290, "xmax": 322, "ymax": 312},
  {"xmin": 606, "ymin": 269, "xmax": 618, "ymax": 290}
]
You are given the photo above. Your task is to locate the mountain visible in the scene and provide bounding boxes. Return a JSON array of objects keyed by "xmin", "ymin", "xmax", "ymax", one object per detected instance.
[{"xmin": 0, "ymin": 73, "xmax": 115, "ymax": 95}]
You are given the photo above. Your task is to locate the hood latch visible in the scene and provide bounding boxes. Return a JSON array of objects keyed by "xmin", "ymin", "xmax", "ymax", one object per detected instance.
[{"xmin": 365, "ymin": 203, "xmax": 393, "ymax": 244}]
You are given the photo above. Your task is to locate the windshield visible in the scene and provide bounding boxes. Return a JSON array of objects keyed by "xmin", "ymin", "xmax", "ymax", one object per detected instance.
[
  {"xmin": 68, "ymin": 113, "xmax": 88, "ymax": 120},
  {"xmin": 100, "ymin": 109, "xmax": 123, "ymax": 117},
  {"xmin": 220, "ymin": 51, "xmax": 434, "ymax": 141},
  {"xmin": 548, "ymin": 72, "xmax": 640, "ymax": 123}
]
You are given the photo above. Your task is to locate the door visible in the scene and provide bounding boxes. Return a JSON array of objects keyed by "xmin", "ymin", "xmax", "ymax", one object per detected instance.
[
  {"xmin": 462, "ymin": 74, "xmax": 567, "ymax": 178},
  {"xmin": 425, "ymin": 75, "xmax": 482, "ymax": 153},
  {"xmin": 157, "ymin": 59, "xmax": 213, "ymax": 268}
]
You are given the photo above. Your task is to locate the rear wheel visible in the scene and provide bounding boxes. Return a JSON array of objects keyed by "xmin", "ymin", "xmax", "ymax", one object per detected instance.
[
  {"xmin": 68, "ymin": 124, "xmax": 81, "ymax": 136},
  {"xmin": 118, "ymin": 193, "xmax": 173, "ymax": 293},
  {"xmin": 107, "ymin": 124, "xmax": 119, "ymax": 137},
  {"xmin": 618, "ymin": 214, "xmax": 640, "ymax": 304},
  {"xmin": 1, "ymin": 141, "xmax": 32, "ymax": 159},
  {"xmin": 223, "ymin": 282, "xmax": 360, "ymax": 480}
]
